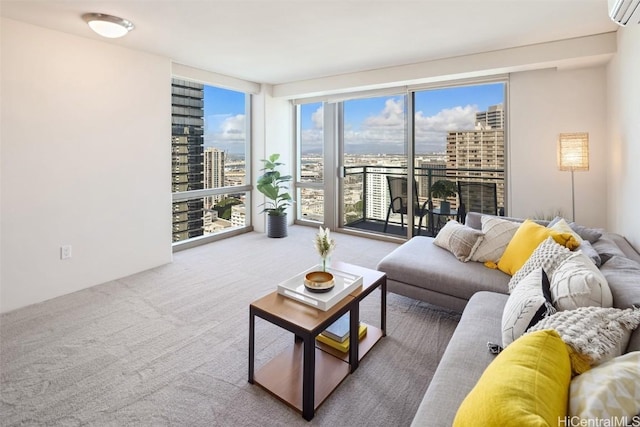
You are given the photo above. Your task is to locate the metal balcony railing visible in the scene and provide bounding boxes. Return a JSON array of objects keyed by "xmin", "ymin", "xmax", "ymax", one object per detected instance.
[{"xmin": 342, "ymin": 165, "xmax": 505, "ymax": 236}]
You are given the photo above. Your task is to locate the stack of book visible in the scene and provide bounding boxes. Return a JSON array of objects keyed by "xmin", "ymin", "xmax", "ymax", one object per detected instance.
[{"xmin": 316, "ymin": 313, "xmax": 367, "ymax": 353}]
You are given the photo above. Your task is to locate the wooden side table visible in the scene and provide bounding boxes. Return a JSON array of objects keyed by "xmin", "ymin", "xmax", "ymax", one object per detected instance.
[{"xmin": 248, "ymin": 262, "xmax": 386, "ymax": 421}]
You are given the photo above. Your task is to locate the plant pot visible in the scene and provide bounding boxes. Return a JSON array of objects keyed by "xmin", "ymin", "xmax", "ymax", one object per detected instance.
[
  {"xmin": 267, "ymin": 213, "xmax": 288, "ymax": 238},
  {"xmin": 439, "ymin": 201, "xmax": 451, "ymax": 214}
]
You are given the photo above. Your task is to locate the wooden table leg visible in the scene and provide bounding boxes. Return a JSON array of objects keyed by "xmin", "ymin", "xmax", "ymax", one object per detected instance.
[
  {"xmin": 248, "ymin": 307, "xmax": 255, "ymax": 384},
  {"xmin": 381, "ymin": 280, "xmax": 387, "ymax": 337},
  {"xmin": 302, "ymin": 333, "xmax": 315, "ymax": 421},
  {"xmin": 349, "ymin": 304, "xmax": 360, "ymax": 373}
]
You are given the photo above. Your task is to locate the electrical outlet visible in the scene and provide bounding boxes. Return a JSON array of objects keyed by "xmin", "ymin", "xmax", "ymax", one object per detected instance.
[{"xmin": 60, "ymin": 245, "xmax": 72, "ymax": 260}]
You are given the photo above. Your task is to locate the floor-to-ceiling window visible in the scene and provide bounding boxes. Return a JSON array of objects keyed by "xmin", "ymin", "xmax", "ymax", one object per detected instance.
[
  {"xmin": 296, "ymin": 102, "xmax": 324, "ymax": 223},
  {"xmin": 414, "ymin": 82, "xmax": 506, "ymax": 218},
  {"xmin": 341, "ymin": 94, "xmax": 408, "ymax": 233},
  {"xmin": 294, "ymin": 79, "xmax": 506, "ymax": 239},
  {"xmin": 171, "ymin": 78, "xmax": 252, "ymax": 248}
]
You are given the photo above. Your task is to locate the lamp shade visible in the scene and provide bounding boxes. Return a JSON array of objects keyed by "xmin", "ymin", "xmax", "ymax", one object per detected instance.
[{"xmin": 558, "ymin": 132, "xmax": 589, "ymax": 171}]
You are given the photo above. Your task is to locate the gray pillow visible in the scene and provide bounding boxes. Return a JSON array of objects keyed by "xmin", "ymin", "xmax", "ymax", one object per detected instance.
[
  {"xmin": 548, "ymin": 216, "xmax": 603, "ymax": 243},
  {"xmin": 593, "ymin": 237, "xmax": 626, "ymax": 264},
  {"xmin": 599, "ymin": 255, "xmax": 640, "ymax": 309},
  {"xmin": 577, "ymin": 240, "xmax": 601, "ymax": 267},
  {"xmin": 570, "ymin": 222, "xmax": 603, "ymax": 244}
]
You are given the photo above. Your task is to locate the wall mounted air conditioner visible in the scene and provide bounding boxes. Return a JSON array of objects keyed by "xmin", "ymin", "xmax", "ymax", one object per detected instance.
[{"xmin": 608, "ymin": 0, "xmax": 640, "ymax": 26}]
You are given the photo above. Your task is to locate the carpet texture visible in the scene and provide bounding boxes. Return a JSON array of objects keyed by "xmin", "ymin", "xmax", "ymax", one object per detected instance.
[{"xmin": 1, "ymin": 226, "xmax": 460, "ymax": 426}]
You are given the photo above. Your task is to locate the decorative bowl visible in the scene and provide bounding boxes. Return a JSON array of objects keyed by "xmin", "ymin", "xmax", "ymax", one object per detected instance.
[{"xmin": 304, "ymin": 271, "xmax": 335, "ymax": 293}]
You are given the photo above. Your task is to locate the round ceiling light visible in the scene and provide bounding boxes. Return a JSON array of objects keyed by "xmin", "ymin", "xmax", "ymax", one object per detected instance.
[{"xmin": 82, "ymin": 13, "xmax": 134, "ymax": 38}]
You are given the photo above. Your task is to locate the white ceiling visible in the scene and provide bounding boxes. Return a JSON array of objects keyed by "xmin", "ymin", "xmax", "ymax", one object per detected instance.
[{"xmin": 0, "ymin": 0, "xmax": 619, "ymax": 85}]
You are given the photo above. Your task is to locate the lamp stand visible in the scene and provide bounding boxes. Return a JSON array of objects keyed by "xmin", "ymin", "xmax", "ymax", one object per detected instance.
[{"xmin": 570, "ymin": 169, "xmax": 575, "ymax": 222}]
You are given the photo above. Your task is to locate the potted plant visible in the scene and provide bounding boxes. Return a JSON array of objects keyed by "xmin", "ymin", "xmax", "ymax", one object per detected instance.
[
  {"xmin": 430, "ymin": 179, "xmax": 457, "ymax": 214},
  {"xmin": 257, "ymin": 153, "xmax": 293, "ymax": 238}
]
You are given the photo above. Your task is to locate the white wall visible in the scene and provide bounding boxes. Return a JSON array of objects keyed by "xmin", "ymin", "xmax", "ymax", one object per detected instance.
[
  {"xmin": 606, "ymin": 25, "xmax": 640, "ymax": 249},
  {"xmin": 509, "ymin": 66, "xmax": 608, "ymax": 227},
  {"xmin": 0, "ymin": 19, "xmax": 173, "ymax": 313},
  {"xmin": 251, "ymin": 84, "xmax": 293, "ymax": 232}
]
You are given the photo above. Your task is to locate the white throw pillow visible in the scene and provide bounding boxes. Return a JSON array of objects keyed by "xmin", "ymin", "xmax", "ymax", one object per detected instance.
[
  {"xmin": 551, "ymin": 251, "xmax": 613, "ymax": 310},
  {"xmin": 570, "ymin": 352, "xmax": 640, "ymax": 421},
  {"xmin": 469, "ymin": 216, "xmax": 519, "ymax": 263},
  {"xmin": 508, "ymin": 237, "xmax": 571, "ymax": 293},
  {"xmin": 501, "ymin": 268, "xmax": 555, "ymax": 347}
]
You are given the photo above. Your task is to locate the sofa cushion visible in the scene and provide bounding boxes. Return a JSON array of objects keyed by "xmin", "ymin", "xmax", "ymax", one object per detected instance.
[
  {"xmin": 569, "ymin": 352, "xmax": 640, "ymax": 421},
  {"xmin": 502, "ymin": 268, "xmax": 555, "ymax": 347},
  {"xmin": 411, "ymin": 292, "xmax": 508, "ymax": 427},
  {"xmin": 453, "ymin": 329, "xmax": 571, "ymax": 427},
  {"xmin": 378, "ymin": 237, "xmax": 510, "ymax": 305},
  {"xmin": 527, "ymin": 306, "xmax": 640, "ymax": 368},
  {"xmin": 497, "ymin": 220, "xmax": 578, "ymax": 276},
  {"xmin": 508, "ymin": 237, "xmax": 572, "ymax": 293},
  {"xmin": 469, "ymin": 216, "xmax": 519, "ymax": 263},
  {"xmin": 550, "ymin": 251, "xmax": 613, "ymax": 311},
  {"xmin": 433, "ymin": 220, "xmax": 483, "ymax": 262}
]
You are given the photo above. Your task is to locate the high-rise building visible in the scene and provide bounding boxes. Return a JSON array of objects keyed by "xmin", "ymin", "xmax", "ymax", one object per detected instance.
[
  {"xmin": 204, "ymin": 147, "xmax": 225, "ymax": 208},
  {"xmin": 366, "ymin": 167, "xmax": 391, "ymax": 221},
  {"xmin": 475, "ymin": 104, "xmax": 504, "ymax": 130},
  {"xmin": 171, "ymin": 78, "xmax": 205, "ymax": 242},
  {"xmin": 446, "ymin": 105, "xmax": 505, "ymax": 210}
]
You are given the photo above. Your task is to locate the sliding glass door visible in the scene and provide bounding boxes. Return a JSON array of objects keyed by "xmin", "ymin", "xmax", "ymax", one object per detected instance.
[
  {"xmin": 294, "ymin": 79, "xmax": 507, "ymax": 240},
  {"xmin": 341, "ymin": 95, "xmax": 410, "ymax": 236}
]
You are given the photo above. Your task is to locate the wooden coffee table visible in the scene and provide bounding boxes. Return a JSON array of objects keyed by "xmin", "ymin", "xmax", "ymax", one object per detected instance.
[{"xmin": 248, "ymin": 261, "xmax": 386, "ymax": 421}]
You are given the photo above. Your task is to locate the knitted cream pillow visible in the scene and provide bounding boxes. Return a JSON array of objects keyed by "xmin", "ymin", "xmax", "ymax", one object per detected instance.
[
  {"xmin": 508, "ymin": 237, "xmax": 572, "ymax": 293},
  {"xmin": 527, "ymin": 306, "xmax": 640, "ymax": 370}
]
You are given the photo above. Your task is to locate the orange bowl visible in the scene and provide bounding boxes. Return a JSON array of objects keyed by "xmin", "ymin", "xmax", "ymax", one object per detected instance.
[{"xmin": 304, "ymin": 271, "xmax": 335, "ymax": 292}]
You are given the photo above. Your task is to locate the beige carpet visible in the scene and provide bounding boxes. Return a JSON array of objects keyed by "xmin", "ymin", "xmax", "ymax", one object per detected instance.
[{"xmin": 0, "ymin": 226, "xmax": 460, "ymax": 426}]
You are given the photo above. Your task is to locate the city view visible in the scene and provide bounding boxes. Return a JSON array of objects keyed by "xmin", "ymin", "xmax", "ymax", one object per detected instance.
[{"xmin": 171, "ymin": 80, "xmax": 505, "ymax": 242}]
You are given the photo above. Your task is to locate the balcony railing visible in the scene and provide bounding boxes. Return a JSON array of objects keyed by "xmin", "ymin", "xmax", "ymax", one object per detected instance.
[{"xmin": 342, "ymin": 165, "xmax": 505, "ymax": 237}]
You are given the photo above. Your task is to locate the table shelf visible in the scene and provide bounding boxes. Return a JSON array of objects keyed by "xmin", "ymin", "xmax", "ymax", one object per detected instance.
[
  {"xmin": 253, "ymin": 342, "xmax": 350, "ymax": 412},
  {"xmin": 315, "ymin": 323, "xmax": 384, "ymax": 362}
]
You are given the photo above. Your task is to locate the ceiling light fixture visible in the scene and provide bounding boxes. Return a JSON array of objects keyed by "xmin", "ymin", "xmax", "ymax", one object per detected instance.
[{"xmin": 82, "ymin": 13, "xmax": 134, "ymax": 38}]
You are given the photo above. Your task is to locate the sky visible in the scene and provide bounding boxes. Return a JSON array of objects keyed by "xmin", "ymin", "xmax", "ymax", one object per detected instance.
[
  {"xmin": 301, "ymin": 82, "xmax": 505, "ymax": 154},
  {"xmin": 203, "ymin": 85, "xmax": 247, "ymax": 155},
  {"xmin": 202, "ymin": 82, "xmax": 505, "ymax": 156}
]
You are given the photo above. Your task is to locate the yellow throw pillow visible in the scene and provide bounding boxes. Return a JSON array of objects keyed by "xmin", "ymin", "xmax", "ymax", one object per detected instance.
[
  {"xmin": 453, "ymin": 329, "xmax": 572, "ymax": 427},
  {"xmin": 497, "ymin": 220, "xmax": 579, "ymax": 276}
]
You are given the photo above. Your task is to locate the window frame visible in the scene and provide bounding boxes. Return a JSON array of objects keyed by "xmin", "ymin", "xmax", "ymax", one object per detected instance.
[{"xmin": 170, "ymin": 78, "xmax": 253, "ymax": 251}]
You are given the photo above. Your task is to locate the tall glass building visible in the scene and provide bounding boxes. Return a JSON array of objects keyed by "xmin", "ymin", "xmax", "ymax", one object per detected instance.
[{"xmin": 171, "ymin": 78, "xmax": 205, "ymax": 242}]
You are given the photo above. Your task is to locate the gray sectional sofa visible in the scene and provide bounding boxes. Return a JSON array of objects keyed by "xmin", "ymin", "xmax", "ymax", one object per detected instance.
[{"xmin": 376, "ymin": 212, "xmax": 640, "ymax": 426}]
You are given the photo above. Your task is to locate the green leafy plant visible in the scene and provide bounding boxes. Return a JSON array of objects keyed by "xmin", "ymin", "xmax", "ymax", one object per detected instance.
[
  {"xmin": 430, "ymin": 179, "xmax": 457, "ymax": 199},
  {"xmin": 257, "ymin": 153, "xmax": 293, "ymax": 216}
]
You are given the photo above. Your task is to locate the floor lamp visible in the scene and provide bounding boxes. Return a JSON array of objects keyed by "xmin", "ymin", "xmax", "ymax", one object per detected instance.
[{"xmin": 558, "ymin": 132, "xmax": 589, "ymax": 222}]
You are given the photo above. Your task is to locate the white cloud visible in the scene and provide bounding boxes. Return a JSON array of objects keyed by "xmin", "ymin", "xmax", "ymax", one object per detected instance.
[
  {"xmin": 311, "ymin": 105, "xmax": 323, "ymax": 129},
  {"xmin": 205, "ymin": 113, "xmax": 246, "ymax": 144},
  {"xmin": 345, "ymin": 98, "xmax": 406, "ymax": 147}
]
